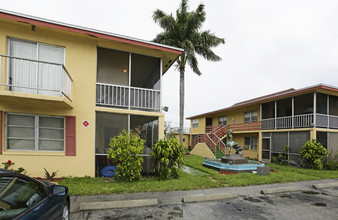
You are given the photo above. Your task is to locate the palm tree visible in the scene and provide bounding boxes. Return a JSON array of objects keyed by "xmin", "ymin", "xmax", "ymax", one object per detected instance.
[{"xmin": 153, "ymin": 0, "xmax": 225, "ymax": 144}]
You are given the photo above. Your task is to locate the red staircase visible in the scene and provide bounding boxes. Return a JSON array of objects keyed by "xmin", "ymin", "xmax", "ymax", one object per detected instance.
[{"xmin": 191, "ymin": 122, "xmax": 261, "ymax": 155}]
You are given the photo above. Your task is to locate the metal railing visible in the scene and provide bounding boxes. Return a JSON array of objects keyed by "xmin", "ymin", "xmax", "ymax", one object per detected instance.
[
  {"xmin": 261, "ymin": 113, "xmax": 338, "ymax": 129},
  {"xmin": 0, "ymin": 54, "xmax": 72, "ymax": 100},
  {"xmin": 96, "ymin": 83, "xmax": 161, "ymax": 111}
]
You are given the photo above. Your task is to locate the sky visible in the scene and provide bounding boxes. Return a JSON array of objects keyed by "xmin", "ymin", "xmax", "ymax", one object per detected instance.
[{"xmin": 2, "ymin": 0, "xmax": 338, "ymax": 128}]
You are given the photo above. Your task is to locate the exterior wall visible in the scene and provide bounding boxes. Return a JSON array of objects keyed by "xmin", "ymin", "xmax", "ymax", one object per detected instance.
[
  {"xmin": 190, "ymin": 117, "xmax": 206, "ymax": 134},
  {"xmin": 211, "ymin": 104, "xmax": 260, "ymax": 126},
  {"xmin": 0, "ymin": 18, "xmax": 168, "ymax": 177},
  {"xmin": 190, "ymin": 143, "xmax": 215, "ymax": 159},
  {"xmin": 174, "ymin": 134, "xmax": 190, "ymax": 149},
  {"xmin": 232, "ymin": 133, "xmax": 259, "ymax": 160}
]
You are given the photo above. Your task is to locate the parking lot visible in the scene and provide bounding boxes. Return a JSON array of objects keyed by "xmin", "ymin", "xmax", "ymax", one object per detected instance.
[{"xmin": 71, "ymin": 181, "xmax": 338, "ymax": 220}]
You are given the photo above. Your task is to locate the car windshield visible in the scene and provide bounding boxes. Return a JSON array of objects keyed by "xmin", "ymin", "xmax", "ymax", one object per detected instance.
[{"xmin": 0, "ymin": 176, "xmax": 46, "ymax": 219}]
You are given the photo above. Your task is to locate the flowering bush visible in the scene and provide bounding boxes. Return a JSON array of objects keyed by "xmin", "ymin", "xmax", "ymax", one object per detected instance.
[
  {"xmin": 107, "ymin": 130, "xmax": 144, "ymax": 181},
  {"xmin": 2, "ymin": 160, "xmax": 26, "ymax": 174},
  {"xmin": 2, "ymin": 160, "xmax": 14, "ymax": 169}
]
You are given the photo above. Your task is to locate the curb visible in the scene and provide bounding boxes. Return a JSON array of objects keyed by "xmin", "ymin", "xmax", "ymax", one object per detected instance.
[
  {"xmin": 79, "ymin": 199, "xmax": 158, "ymax": 211},
  {"xmin": 261, "ymin": 186, "xmax": 303, "ymax": 195},
  {"xmin": 312, "ymin": 182, "xmax": 338, "ymax": 189},
  {"xmin": 182, "ymin": 192, "xmax": 238, "ymax": 203}
]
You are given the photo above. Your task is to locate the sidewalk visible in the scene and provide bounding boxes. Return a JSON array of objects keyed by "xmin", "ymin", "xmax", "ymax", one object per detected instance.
[{"xmin": 70, "ymin": 178, "xmax": 338, "ymax": 213}]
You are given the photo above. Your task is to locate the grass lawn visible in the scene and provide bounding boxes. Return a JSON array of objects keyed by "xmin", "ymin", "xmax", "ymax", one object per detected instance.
[{"xmin": 59, "ymin": 155, "xmax": 338, "ymax": 196}]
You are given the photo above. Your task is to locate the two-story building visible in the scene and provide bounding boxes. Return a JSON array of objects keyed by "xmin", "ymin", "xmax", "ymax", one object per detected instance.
[
  {"xmin": 0, "ymin": 9, "xmax": 183, "ymax": 177},
  {"xmin": 188, "ymin": 84, "xmax": 338, "ymax": 163}
]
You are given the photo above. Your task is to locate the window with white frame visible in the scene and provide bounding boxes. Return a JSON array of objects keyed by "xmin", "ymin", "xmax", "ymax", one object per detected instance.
[
  {"xmin": 219, "ymin": 116, "xmax": 227, "ymax": 125},
  {"xmin": 192, "ymin": 119, "xmax": 199, "ymax": 128},
  {"xmin": 244, "ymin": 137, "xmax": 258, "ymax": 150},
  {"xmin": 244, "ymin": 111, "xmax": 258, "ymax": 123},
  {"xmin": 6, "ymin": 113, "xmax": 64, "ymax": 151},
  {"xmin": 8, "ymin": 38, "xmax": 65, "ymax": 96}
]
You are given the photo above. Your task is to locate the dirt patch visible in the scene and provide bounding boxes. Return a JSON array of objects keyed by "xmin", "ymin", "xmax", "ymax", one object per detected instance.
[{"xmin": 209, "ymin": 176, "xmax": 217, "ymax": 182}]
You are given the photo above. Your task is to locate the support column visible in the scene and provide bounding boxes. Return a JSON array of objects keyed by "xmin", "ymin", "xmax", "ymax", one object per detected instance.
[
  {"xmin": 292, "ymin": 97, "xmax": 294, "ymax": 129},
  {"xmin": 128, "ymin": 53, "xmax": 131, "ymax": 110},
  {"xmin": 274, "ymin": 101, "xmax": 277, "ymax": 129},
  {"xmin": 313, "ymin": 92, "xmax": 316, "ymax": 128},
  {"xmin": 327, "ymin": 95, "xmax": 330, "ymax": 128},
  {"xmin": 258, "ymin": 131, "xmax": 262, "ymax": 161}
]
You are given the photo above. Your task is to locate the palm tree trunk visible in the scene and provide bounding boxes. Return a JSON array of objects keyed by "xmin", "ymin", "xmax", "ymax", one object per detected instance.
[{"xmin": 179, "ymin": 67, "xmax": 185, "ymax": 145}]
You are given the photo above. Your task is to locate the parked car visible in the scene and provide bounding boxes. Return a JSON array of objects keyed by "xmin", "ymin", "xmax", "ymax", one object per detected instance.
[{"xmin": 0, "ymin": 169, "xmax": 69, "ymax": 220}]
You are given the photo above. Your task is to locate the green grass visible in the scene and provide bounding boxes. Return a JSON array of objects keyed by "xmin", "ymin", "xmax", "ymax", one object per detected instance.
[{"xmin": 59, "ymin": 155, "xmax": 338, "ymax": 196}]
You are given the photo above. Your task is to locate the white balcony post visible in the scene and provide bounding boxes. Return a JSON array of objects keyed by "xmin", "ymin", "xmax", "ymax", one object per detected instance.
[
  {"xmin": 128, "ymin": 53, "xmax": 131, "ymax": 110},
  {"xmin": 313, "ymin": 92, "xmax": 316, "ymax": 128},
  {"xmin": 292, "ymin": 97, "xmax": 294, "ymax": 129},
  {"xmin": 274, "ymin": 101, "xmax": 277, "ymax": 129},
  {"xmin": 327, "ymin": 94, "xmax": 330, "ymax": 128},
  {"xmin": 160, "ymin": 58, "xmax": 162, "ymax": 112}
]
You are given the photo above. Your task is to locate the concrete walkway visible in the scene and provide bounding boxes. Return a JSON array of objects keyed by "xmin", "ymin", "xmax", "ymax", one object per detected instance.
[{"xmin": 70, "ymin": 178, "xmax": 338, "ymax": 213}]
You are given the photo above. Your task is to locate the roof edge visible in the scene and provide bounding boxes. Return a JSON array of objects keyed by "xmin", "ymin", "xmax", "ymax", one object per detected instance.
[
  {"xmin": 0, "ymin": 8, "xmax": 184, "ymax": 54},
  {"xmin": 187, "ymin": 83, "xmax": 338, "ymax": 119}
]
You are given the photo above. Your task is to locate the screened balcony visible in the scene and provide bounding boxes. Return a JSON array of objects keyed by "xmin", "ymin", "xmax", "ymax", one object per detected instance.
[
  {"xmin": 261, "ymin": 93, "xmax": 338, "ymax": 130},
  {"xmin": 96, "ymin": 47, "xmax": 161, "ymax": 111}
]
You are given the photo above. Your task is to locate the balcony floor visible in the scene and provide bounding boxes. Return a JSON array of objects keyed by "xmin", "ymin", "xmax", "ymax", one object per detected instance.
[{"xmin": 0, "ymin": 90, "xmax": 72, "ymax": 109}]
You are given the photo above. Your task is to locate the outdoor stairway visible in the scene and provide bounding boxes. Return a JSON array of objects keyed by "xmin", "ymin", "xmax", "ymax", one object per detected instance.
[{"xmin": 191, "ymin": 122, "xmax": 261, "ymax": 158}]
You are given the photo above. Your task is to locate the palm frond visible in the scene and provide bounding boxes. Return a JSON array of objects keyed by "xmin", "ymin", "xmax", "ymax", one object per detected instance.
[
  {"xmin": 153, "ymin": 9, "xmax": 177, "ymax": 32},
  {"xmin": 186, "ymin": 4, "xmax": 205, "ymax": 34},
  {"xmin": 187, "ymin": 54, "xmax": 202, "ymax": 76}
]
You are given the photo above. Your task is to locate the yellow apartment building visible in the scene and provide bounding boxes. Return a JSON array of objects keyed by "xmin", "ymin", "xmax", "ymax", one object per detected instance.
[
  {"xmin": 0, "ymin": 9, "xmax": 183, "ymax": 177},
  {"xmin": 188, "ymin": 84, "xmax": 338, "ymax": 163}
]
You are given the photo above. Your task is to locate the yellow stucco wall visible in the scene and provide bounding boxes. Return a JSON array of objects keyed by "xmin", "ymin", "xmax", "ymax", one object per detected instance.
[
  {"xmin": 190, "ymin": 143, "xmax": 215, "ymax": 159},
  {"xmin": 173, "ymin": 134, "xmax": 190, "ymax": 149},
  {"xmin": 0, "ymin": 18, "xmax": 169, "ymax": 177},
  {"xmin": 190, "ymin": 117, "xmax": 206, "ymax": 134}
]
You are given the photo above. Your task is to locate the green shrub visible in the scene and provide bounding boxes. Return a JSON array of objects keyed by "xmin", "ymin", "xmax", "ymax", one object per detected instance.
[
  {"xmin": 107, "ymin": 130, "xmax": 144, "ymax": 181},
  {"xmin": 325, "ymin": 153, "xmax": 338, "ymax": 170},
  {"xmin": 44, "ymin": 168, "xmax": 58, "ymax": 180},
  {"xmin": 299, "ymin": 139, "xmax": 328, "ymax": 170},
  {"xmin": 152, "ymin": 138, "xmax": 184, "ymax": 180}
]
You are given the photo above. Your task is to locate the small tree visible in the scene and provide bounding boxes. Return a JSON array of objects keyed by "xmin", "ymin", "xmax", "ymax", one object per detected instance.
[
  {"xmin": 299, "ymin": 139, "xmax": 328, "ymax": 170},
  {"xmin": 152, "ymin": 138, "xmax": 184, "ymax": 180},
  {"xmin": 107, "ymin": 130, "xmax": 144, "ymax": 181}
]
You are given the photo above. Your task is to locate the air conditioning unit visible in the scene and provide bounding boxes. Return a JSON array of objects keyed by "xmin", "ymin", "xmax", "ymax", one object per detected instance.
[{"xmin": 244, "ymin": 145, "xmax": 249, "ymax": 150}]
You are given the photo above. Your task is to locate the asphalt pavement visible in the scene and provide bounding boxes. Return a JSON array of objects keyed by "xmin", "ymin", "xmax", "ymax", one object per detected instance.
[{"xmin": 70, "ymin": 178, "xmax": 338, "ymax": 213}]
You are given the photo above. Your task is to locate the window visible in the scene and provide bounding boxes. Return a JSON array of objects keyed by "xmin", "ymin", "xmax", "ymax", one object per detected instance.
[
  {"xmin": 244, "ymin": 111, "xmax": 258, "ymax": 123},
  {"xmin": 8, "ymin": 38, "xmax": 65, "ymax": 96},
  {"xmin": 6, "ymin": 114, "xmax": 64, "ymax": 151},
  {"xmin": 219, "ymin": 116, "xmax": 227, "ymax": 126},
  {"xmin": 192, "ymin": 119, "xmax": 199, "ymax": 128},
  {"xmin": 244, "ymin": 137, "xmax": 258, "ymax": 150}
]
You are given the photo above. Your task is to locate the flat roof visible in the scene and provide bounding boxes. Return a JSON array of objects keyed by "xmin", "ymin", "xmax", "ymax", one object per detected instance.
[
  {"xmin": 0, "ymin": 9, "xmax": 184, "ymax": 55},
  {"xmin": 187, "ymin": 83, "xmax": 338, "ymax": 119}
]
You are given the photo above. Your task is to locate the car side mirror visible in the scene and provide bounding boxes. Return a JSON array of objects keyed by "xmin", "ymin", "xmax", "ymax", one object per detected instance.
[{"xmin": 52, "ymin": 185, "xmax": 67, "ymax": 196}]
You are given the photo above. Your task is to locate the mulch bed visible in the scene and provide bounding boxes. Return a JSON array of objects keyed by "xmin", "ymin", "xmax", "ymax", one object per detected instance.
[
  {"xmin": 219, "ymin": 171, "xmax": 237, "ymax": 175},
  {"xmin": 34, "ymin": 177, "xmax": 64, "ymax": 182},
  {"xmin": 270, "ymin": 169, "xmax": 278, "ymax": 173}
]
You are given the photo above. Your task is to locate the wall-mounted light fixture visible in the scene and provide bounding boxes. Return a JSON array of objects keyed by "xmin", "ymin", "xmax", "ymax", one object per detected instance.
[
  {"xmin": 31, "ymin": 25, "xmax": 36, "ymax": 31},
  {"xmin": 123, "ymin": 68, "xmax": 128, "ymax": 73},
  {"xmin": 162, "ymin": 106, "xmax": 169, "ymax": 112}
]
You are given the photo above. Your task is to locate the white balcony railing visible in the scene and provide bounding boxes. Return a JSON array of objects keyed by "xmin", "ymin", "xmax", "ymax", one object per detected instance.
[
  {"xmin": 0, "ymin": 54, "xmax": 72, "ymax": 100},
  {"xmin": 96, "ymin": 83, "xmax": 160, "ymax": 111},
  {"xmin": 262, "ymin": 113, "xmax": 338, "ymax": 130}
]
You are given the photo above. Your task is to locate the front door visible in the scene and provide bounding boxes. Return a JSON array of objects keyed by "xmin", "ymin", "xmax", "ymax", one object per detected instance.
[{"xmin": 262, "ymin": 138, "xmax": 271, "ymax": 160}]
